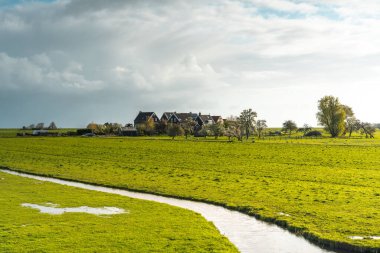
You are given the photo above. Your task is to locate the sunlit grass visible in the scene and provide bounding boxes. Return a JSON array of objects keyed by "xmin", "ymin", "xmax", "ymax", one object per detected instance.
[
  {"xmin": 0, "ymin": 136, "xmax": 380, "ymax": 250},
  {"xmin": 0, "ymin": 171, "xmax": 237, "ymax": 252}
]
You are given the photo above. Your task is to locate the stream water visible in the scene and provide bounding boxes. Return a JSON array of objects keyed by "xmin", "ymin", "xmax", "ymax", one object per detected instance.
[{"xmin": 2, "ymin": 169, "xmax": 341, "ymax": 253}]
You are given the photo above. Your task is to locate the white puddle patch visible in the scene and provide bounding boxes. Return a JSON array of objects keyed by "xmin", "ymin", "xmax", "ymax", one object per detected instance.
[
  {"xmin": 22, "ymin": 203, "xmax": 127, "ymax": 216},
  {"xmin": 348, "ymin": 236, "xmax": 364, "ymax": 240},
  {"xmin": 278, "ymin": 212, "xmax": 291, "ymax": 217},
  {"xmin": 348, "ymin": 236, "xmax": 380, "ymax": 240}
]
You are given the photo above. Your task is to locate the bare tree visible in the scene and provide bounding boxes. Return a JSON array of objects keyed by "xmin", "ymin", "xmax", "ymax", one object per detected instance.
[
  {"xmin": 360, "ymin": 122, "xmax": 376, "ymax": 138},
  {"xmin": 35, "ymin": 123, "xmax": 44, "ymax": 130},
  {"xmin": 210, "ymin": 123, "xmax": 226, "ymax": 139},
  {"xmin": 181, "ymin": 117, "xmax": 196, "ymax": 139},
  {"xmin": 48, "ymin": 122, "xmax": 58, "ymax": 130},
  {"xmin": 256, "ymin": 120, "xmax": 267, "ymax": 138},
  {"xmin": 225, "ymin": 124, "xmax": 242, "ymax": 142},
  {"xmin": 346, "ymin": 117, "xmax": 361, "ymax": 137}
]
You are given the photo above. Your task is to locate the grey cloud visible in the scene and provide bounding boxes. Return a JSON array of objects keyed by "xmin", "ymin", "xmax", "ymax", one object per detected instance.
[{"xmin": 1, "ymin": 0, "xmax": 380, "ymax": 127}]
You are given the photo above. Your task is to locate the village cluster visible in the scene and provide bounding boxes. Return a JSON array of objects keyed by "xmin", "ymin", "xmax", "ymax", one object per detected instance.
[{"xmin": 120, "ymin": 111, "xmax": 226, "ymax": 137}]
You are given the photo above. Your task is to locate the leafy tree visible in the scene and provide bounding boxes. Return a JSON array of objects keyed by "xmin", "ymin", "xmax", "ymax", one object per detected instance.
[
  {"xmin": 282, "ymin": 120, "xmax": 297, "ymax": 136},
  {"xmin": 238, "ymin": 109, "xmax": 257, "ymax": 140},
  {"xmin": 167, "ymin": 124, "xmax": 184, "ymax": 139},
  {"xmin": 256, "ymin": 120, "xmax": 267, "ymax": 138},
  {"xmin": 94, "ymin": 124, "xmax": 105, "ymax": 135},
  {"xmin": 103, "ymin": 122, "xmax": 122, "ymax": 135},
  {"xmin": 316, "ymin": 96, "xmax": 346, "ymax": 137},
  {"xmin": 157, "ymin": 120, "xmax": 168, "ymax": 135},
  {"xmin": 136, "ymin": 124, "xmax": 146, "ymax": 136},
  {"xmin": 87, "ymin": 122, "xmax": 97, "ymax": 133},
  {"xmin": 346, "ymin": 117, "xmax": 361, "ymax": 137},
  {"xmin": 145, "ymin": 117, "xmax": 156, "ymax": 136},
  {"xmin": 210, "ymin": 123, "xmax": 225, "ymax": 139},
  {"xmin": 48, "ymin": 122, "xmax": 57, "ymax": 130},
  {"xmin": 182, "ymin": 117, "xmax": 196, "ymax": 139}
]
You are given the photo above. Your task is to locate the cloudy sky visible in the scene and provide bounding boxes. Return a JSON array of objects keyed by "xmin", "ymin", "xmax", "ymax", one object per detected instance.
[{"xmin": 1, "ymin": 0, "xmax": 380, "ymax": 127}]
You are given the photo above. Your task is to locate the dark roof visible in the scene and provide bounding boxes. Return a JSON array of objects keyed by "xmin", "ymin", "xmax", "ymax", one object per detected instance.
[
  {"xmin": 134, "ymin": 112, "xmax": 155, "ymax": 123},
  {"xmin": 161, "ymin": 112, "xmax": 174, "ymax": 120},
  {"xmin": 198, "ymin": 114, "xmax": 214, "ymax": 123},
  {"xmin": 175, "ymin": 112, "xmax": 198, "ymax": 122},
  {"xmin": 212, "ymin": 116, "xmax": 222, "ymax": 122},
  {"xmin": 168, "ymin": 112, "xmax": 197, "ymax": 122}
]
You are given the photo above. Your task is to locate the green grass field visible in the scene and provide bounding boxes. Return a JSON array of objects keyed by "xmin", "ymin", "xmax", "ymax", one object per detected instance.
[
  {"xmin": 0, "ymin": 136, "xmax": 380, "ymax": 251},
  {"xmin": 0, "ymin": 128, "xmax": 76, "ymax": 137},
  {"xmin": 0, "ymin": 171, "xmax": 237, "ymax": 252}
]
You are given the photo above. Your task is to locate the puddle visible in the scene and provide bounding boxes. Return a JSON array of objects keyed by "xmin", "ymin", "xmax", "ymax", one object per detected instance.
[
  {"xmin": 2, "ymin": 169, "xmax": 341, "ymax": 253},
  {"xmin": 348, "ymin": 236, "xmax": 380, "ymax": 240},
  {"xmin": 348, "ymin": 236, "xmax": 364, "ymax": 240},
  {"xmin": 22, "ymin": 203, "xmax": 126, "ymax": 215}
]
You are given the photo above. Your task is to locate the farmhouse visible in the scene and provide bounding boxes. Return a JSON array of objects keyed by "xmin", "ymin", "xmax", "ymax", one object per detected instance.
[
  {"xmin": 160, "ymin": 112, "xmax": 175, "ymax": 122},
  {"xmin": 196, "ymin": 114, "xmax": 215, "ymax": 127},
  {"xmin": 168, "ymin": 112, "xmax": 198, "ymax": 124},
  {"xmin": 134, "ymin": 112, "xmax": 160, "ymax": 128},
  {"xmin": 211, "ymin": 116, "xmax": 224, "ymax": 124}
]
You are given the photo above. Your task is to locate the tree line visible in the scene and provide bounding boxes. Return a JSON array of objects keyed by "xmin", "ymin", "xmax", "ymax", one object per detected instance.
[{"xmin": 39, "ymin": 95, "xmax": 375, "ymax": 140}]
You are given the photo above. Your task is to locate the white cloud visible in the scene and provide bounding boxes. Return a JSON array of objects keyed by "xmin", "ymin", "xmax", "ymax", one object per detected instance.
[
  {"xmin": 251, "ymin": 0, "xmax": 318, "ymax": 14},
  {"xmin": 1, "ymin": 0, "xmax": 380, "ymax": 127},
  {"xmin": 0, "ymin": 52, "xmax": 104, "ymax": 91}
]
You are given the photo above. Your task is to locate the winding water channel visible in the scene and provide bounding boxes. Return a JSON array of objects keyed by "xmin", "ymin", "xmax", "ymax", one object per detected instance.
[{"xmin": 2, "ymin": 169, "xmax": 340, "ymax": 253}]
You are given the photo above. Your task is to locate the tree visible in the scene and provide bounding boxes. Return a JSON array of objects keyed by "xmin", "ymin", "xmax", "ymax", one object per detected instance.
[
  {"xmin": 197, "ymin": 125, "xmax": 212, "ymax": 138},
  {"xmin": 48, "ymin": 122, "xmax": 57, "ymax": 130},
  {"xmin": 316, "ymin": 96, "xmax": 346, "ymax": 137},
  {"xmin": 238, "ymin": 109, "xmax": 257, "ymax": 140},
  {"xmin": 103, "ymin": 122, "xmax": 122, "ymax": 135},
  {"xmin": 94, "ymin": 124, "xmax": 105, "ymax": 135},
  {"xmin": 167, "ymin": 124, "xmax": 184, "ymax": 139},
  {"xmin": 181, "ymin": 117, "xmax": 196, "ymax": 139},
  {"xmin": 145, "ymin": 117, "xmax": 156, "ymax": 136},
  {"xmin": 225, "ymin": 124, "xmax": 242, "ymax": 142},
  {"xmin": 35, "ymin": 122, "xmax": 44, "ymax": 130},
  {"xmin": 256, "ymin": 120, "xmax": 267, "ymax": 138},
  {"xmin": 346, "ymin": 117, "xmax": 361, "ymax": 137},
  {"xmin": 87, "ymin": 122, "xmax": 97, "ymax": 133},
  {"xmin": 360, "ymin": 122, "xmax": 376, "ymax": 138},
  {"xmin": 282, "ymin": 120, "xmax": 297, "ymax": 136},
  {"xmin": 210, "ymin": 123, "xmax": 225, "ymax": 139},
  {"xmin": 157, "ymin": 120, "xmax": 168, "ymax": 135},
  {"xmin": 297, "ymin": 124, "xmax": 312, "ymax": 136},
  {"xmin": 136, "ymin": 124, "xmax": 146, "ymax": 136}
]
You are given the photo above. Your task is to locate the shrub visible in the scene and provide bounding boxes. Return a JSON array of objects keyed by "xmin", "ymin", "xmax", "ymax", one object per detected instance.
[{"xmin": 304, "ymin": 131, "xmax": 322, "ymax": 137}]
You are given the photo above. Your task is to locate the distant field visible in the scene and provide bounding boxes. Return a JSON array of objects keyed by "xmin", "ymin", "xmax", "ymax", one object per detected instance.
[
  {"xmin": 0, "ymin": 128, "xmax": 76, "ymax": 137},
  {"xmin": 0, "ymin": 171, "xmax": 237, "ymax": 252},
  {"xmin": 0, "ymin": 137, "xmax": 380, "ymax": 251}
]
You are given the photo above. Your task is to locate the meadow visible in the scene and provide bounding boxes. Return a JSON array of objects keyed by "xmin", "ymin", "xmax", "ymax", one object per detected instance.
[
  {"xmin": 0, "ymin": 136, "xmax": 380, "ymax": 252},
  {"xmin": 0, "ymin": 171, "xmax": 237, "ymax": 252}
]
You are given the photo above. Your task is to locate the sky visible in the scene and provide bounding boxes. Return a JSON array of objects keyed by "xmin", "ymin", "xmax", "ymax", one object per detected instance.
[{"xmin": 1, "ymin": 0, "xmax": 380, "ymax": 128}]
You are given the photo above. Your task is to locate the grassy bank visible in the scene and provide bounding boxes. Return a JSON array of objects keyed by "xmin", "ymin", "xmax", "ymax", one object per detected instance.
[
  {"xmin": 0, "ymin": 137, "xmax": 379, "ymax": 251},
  {"xmin": 0, "ymin": 171, "xmax": 237, "ymax": 252}
]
